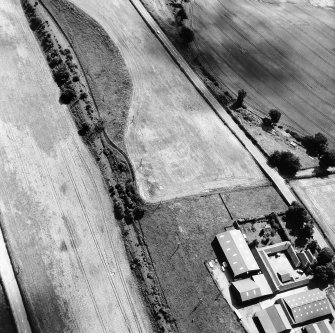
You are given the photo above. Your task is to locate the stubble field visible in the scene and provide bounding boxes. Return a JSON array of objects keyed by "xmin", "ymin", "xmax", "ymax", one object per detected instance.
[
  {"xmin": 185, "ymin": 0, "xmax": 335, "ymax": 144},
  {"xmin": 67, "ymin": 0, "xmax": 267, "ymax": 203},
  {"xmin": 292, "ymin": 175, "xmax": 335, "ymax": 248},
  {"xmin": 0, "ymin": 1, "xmax": 152, "ymax": 332}
]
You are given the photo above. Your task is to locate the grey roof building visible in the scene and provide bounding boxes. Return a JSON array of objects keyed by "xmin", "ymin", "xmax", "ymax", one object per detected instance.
[
  {"xmin": 212, "ymin": 230, "xmax": 260, "ymax": 278},
  {"xmin": 277, "ymin": 289, "xmax": 333, "ymax": 325},
  {"xmin": 304, "ymin": 319, "xmax": 334, "ymax": 333},
  {"xmin": 254, "ymin": 304, "xmax": 291, "ymax": 333}
]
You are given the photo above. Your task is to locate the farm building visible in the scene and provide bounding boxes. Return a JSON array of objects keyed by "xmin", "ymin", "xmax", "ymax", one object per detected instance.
[
  {"xmin": 277, "ymin": 289, "xmax": 333, "ymax": 325},
  {"xmin": 212, "ymin": 230, "xmax": 260, "ymax": 279},
  {"xmin": 253, "ymin": 241, "xmax": 311, "ymax": 293},
  {"xmin": 298, "ymin": 252, "xmax": 310, "ymax": 268},
  {"xmin": 304, "ymin": 319, "xmax": 334, "ymax": 333},
  {"xmin": 231, "ymin": 278, "xmax": 261, "ymax": 303},
  {"xmin": 306, "ymin": 249, "xmax": 317, "ymax": 265},
  {"xmin": 254, "ymin": 304, "xmax": 291, "ymax": 333},
  {"xmin": 231, "ymin": 273, "xmax": 272, "ymax": 303}
]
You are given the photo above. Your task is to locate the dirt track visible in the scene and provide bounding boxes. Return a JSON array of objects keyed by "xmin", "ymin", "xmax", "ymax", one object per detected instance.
[
  {"xmin": 67, "ymin": 0, "xmax": 267, "ymax": 203},
  {"xmin": 0, "ymin": 0, "xmax": 152, "ymax": 332},
  {"xmin": 187, "ymin": 0, "xmax": 335, "ymax": 144}
]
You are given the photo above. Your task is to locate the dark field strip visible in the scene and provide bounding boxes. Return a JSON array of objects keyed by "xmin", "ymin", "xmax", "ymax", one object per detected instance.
[{"xmin": 191, "ymin": 0, "xmax": 335, "ymax": 145}]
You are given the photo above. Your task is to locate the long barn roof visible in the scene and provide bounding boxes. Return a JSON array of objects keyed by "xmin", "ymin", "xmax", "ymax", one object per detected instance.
[
  {"xmin": 282, "ymin": 289, "xmax": 332, "ymax": 324},
  {"xmin": 216, "ymin": 230, "xmax": 259, "ymax": 277}
]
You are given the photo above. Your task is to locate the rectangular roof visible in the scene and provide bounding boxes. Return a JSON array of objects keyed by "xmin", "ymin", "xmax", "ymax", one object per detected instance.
[
  {"xmin": 305, "ymin": 319, "xmax": 333, "ymax": 333},
  {"xmin": 252, "ymin": 274, "xmax": 273, "ymax": 296},
  {"xmin": 282, "ymin": 289, "xmax": 332, "ymax": 324},
  {"xmin": 297, "ymin": 252, "xmax": 310, "ymax": 267},
  {"xmin": 254, "ymin": 304, "xmax": 291, "ymax": 333},
  {"xmin": 216, "ymin": 230, "xmax": 259, "ymax": 277},
  {"xmin": 232, "ymin": 278, "xmax": 261, "ymax": 302},
  {"xmin": 306, "ymin": 249, "xmax": 317, "ymax": 264}
]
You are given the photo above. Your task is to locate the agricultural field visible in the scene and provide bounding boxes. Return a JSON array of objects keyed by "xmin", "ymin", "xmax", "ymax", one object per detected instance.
[
  {"xmin": 292, "ymin": 175, "xmax": 335, "ymax": 247},
  {"xmin": 0, "ymin": 0, "xmax": 151, "ymax": 332},
  {"xmin": 141, "ymin": 0, "xmax": 335, "ymax": 148},
  {"xmin": 67, "ymin": 0, "xmax": 268, "ymax": 203},
  {"xmin": 187, "ymin": 0, "xmax": 335, "ymax": 145}
]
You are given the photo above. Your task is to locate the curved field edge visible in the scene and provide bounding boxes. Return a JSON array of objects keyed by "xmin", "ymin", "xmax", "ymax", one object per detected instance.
[
  {"xmin": 41, "ymin": 0, "xmax": 133, "ymax": 151},
  {"xmin": 22, "ymin": 1, "xmax": 178, "ymax": 332}
]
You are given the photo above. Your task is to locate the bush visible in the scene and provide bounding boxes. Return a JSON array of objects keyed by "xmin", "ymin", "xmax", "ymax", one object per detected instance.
[
  {"xmin": 114, "ymin": 200, "xmax": 125, "ymax": 220},
  {"xmin": 268, "ymin": 150, "xmax": 301, "ymax": 176},
  {"xmin": 59, "ymin": 85, "xmax": 76, "ymax": 104},
  {"xmin": 306, "ymin": 240, "xmax": 320, "ymax": 254},
  {"xmin": 301, "ymin": 133, "xmax": 328, "ymax": 156},
  {"xmin": 317, "ymin": 247, "xmax": 334, "ymax": 266},
  {"xmin": 73, "ymin": 75, "xmax": 80, "ymax": 82},
  {"xmin": 48, "ymin": 56, "xmax": 62, "ymax": 69},
  {"xmin": 249, "ymin": 239, "xmax": 259, "ymax": 248},
  {"xmin": 53, "ymin": 64, "xmax": 70, "ymax": 87},
  {"xmin": 319, "ymin": 148, "xmax": 335, "ymax": 169},
  {"xmin": 80, "ymin": 92, "xmax": 88, "ymax": 100},
  {"xmin": 262, "ymin": 117, "xmax": 273, "ymax": 127},
  {"xmin": 29, "ymin": 17, "xmax": 43, "ymax": 31},
  {"xmin": 231, "ymin": 89, "xmax": 247, "ymax": 110},
  {"xmin": 78, "ymin": 123, "xmax": 90, "ymax": 136},
  {"xmin": 269, "ymin": 109, "xmax": 281, "ymax": 124},
  {"xmin": 180, "ymin": 26, "xmax": 194, "ymax": 43}
]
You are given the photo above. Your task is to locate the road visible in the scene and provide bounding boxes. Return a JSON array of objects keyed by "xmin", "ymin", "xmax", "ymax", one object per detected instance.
[
  {"xmin": 0, "ymin": 221, "xmax": 32, "ymax": 333},
  {"xmin": 129, "ymin": 0, "xmax": 296, "ymax": 206},
  {"xmin": 0, "ymin": 0, "xmax": 152, "ymax": 332}
]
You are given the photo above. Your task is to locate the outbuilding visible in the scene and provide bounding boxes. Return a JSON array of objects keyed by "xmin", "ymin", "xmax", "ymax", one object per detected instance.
[{"xmin": 212, "ymin": 230, "xmax": 260, "ymax": 279}]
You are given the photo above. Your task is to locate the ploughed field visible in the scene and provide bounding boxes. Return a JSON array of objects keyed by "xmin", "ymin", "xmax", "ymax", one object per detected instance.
[
  {"xmin": 292, "ymin": 176, "xmax": 335, "ymax": 247},
  {"xmin": 68, "ymin": 0, "xmax": 267, "ymax": 203},
  {"xmin": 187, "ymin": 0, "xmax": 335, "ymax": 145},
  {"xmin": 0, "ymin": 0, "xmax": 151, "ymax": 332}
]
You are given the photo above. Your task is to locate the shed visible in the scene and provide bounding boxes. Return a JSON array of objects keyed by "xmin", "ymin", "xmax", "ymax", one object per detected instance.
[
  {"xmin": 254, "ymin": 304, "xmax": 291, "ymax": 333},
  {"xmin": 304, "ymin": 319, "xmax": 333, "ymax": 333},
  {"xmin": 212, "ymin": 230, "xmax": 260, "ymax": 278},
  {"xmin": 231, "ymin": 278, "xmax": 261, "ymax": 303},
  {"xmin": 306, "ymin": 249, "xmax": 317, "ymax": 265},
  {"xmin": 298, "ymin": 252, "xmax": 310, "ymax": 268},
  {"xmin": 277, "ymin": 270, "xmax": 292, "ymax": 283}
]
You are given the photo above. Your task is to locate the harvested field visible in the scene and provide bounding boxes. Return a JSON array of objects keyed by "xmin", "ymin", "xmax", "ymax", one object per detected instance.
[
  {"xmin": 0, "ymin": 0, "xmax": 152, "ymax": 332},
  {"xmin": 186, "ymin": 0, "xmax": 335, "ymax": 145},
  {"xmin": 291, "ymin": 176, "xmax": 335, "ymax": 248},
  {"xmin": 66, "ymin": 0, "xmax": 267, "ymax": 203},
  {"xmin": 140, "ymin": 187, "xmax": 287, "ymax": 333}
]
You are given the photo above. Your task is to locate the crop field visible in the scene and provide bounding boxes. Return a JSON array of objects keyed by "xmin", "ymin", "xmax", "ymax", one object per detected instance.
[
  {"xmin": 68, "ymin": 0, "xmax": 267, "ymax": 203},
  {"xmin": 185, "ymin": 0, "xmax": 335, "ymax": 145},
  {"xmin": 0, "ymin": 0, "xmax": 151, "ymax": 332},
  {"xmin": 291, "ymin": 176, "xmax": 335, "ymax": 247}
]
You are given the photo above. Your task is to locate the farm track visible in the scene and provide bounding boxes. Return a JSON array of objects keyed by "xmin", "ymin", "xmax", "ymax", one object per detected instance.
[{"xmin": 189, "ymin": 0, "xmax": 335, "ymax": 145}]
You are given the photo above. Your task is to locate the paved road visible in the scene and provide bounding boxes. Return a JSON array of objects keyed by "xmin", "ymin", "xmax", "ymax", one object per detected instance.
[
  {"xmin": 0, "ymin": 223, "xmax": 32, "ymax": 333},
  {"xmin": 129, "ymin": 0, "xmax": 296, "ymax": 205}
]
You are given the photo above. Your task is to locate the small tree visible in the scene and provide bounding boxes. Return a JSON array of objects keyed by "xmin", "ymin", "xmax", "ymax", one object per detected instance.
[
  {"xmin": 114, "ymin": 200, "xmax": 125, "ymax": 220},
  {"xmin": 306, "ymin": 240, "xmax": 320, "ymax": 254},
  {"xmin": 53, "ymin": 64, "xmax": 70, "ymax": 87},
  {"xmin": 59, "ymin": 85, "xmax": 76, "ymax": 104},
  {"xmin": 317, "ymin": 247, "xmax": 334, "ymax": 266},
  {"xmin": 269, "ymin": 109, "xmax": 281, "ymax": 124},
  {"xmin": 231, "ymin": 89, "xmax": 247, "ymax": 110}
]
